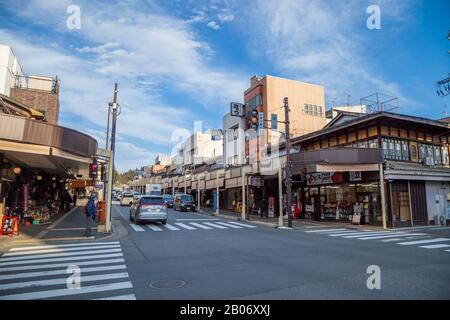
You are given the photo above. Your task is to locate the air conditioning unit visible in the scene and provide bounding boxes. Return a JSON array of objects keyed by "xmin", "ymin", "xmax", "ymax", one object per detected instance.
[
  {"xmin": 425, "ymin": 156, "xmax": 434, "ymax": 166},
  {"xmin": 434, "ymin": 214, "xmax": 446, "ymax": 226}
]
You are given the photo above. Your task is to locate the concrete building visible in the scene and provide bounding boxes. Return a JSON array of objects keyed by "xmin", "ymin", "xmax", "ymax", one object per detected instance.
[
  {"xmin": 223, "ymin": 112, "xmax": 245, "ymax": 167},
  {"xmin": 0, "ymin": 45, "xmax": 24, "ymax": 97},
  {"xmin": 244, "ymin": 75, "xmax": 326, "ymax": 141},
  {"xmin": 177, "ymin": 131, "xmax": 223, "ymax": 172}
]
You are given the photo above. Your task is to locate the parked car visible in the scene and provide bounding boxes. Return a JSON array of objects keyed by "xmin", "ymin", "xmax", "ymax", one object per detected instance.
[
  {"xmin": 173, "ymin": 194, "xmax": 196, "ymax": 212},
  {"xmin": 163, "ymin": 194, "xmax": 174, "ymax": 208},
  {"xmin": 120, "ymin": 192, "xmax": 134, "ymax": 206},
  {"xmin": 129, "ymin": 195, "xmax": 168, "ymax": 225}
]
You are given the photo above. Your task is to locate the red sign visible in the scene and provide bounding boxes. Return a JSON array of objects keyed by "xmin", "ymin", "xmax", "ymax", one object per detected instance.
[{"xmin": 1, "ymin": 216, "xmax": 19, "ymax": 238}]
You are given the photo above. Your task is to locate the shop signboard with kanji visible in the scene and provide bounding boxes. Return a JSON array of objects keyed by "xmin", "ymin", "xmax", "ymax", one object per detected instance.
[{"xmin": 307, "ymin": 172, "xmax": 344, "ymax": 186}]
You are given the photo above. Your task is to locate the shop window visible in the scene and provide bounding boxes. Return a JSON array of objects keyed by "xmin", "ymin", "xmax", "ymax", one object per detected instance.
[
  {"xmin": 417, "ymin": 132, "xmax": 425, "ymax": 141},
  {"xmin": 358, "ymin": 140, "xmax": 368, "ymax": 148},
  {"xmin": 368, "ymin": 139, "xmax": 379, "ymax": 149},
  {"xmin": 434, "ymin": 146, "xmax": 442, "ymax": 165},
  {"xmin": 442, "ymin": 147, "xmax": 449, "ymax": 166},
  {"xmin": 410, "ymin": 143, "xmax": 418, "ymax": 162}
]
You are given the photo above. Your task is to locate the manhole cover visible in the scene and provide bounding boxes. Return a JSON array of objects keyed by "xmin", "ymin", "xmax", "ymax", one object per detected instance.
[{"xmin": 149, "ymin": 279, "xmax": 186, "ymax": 289}]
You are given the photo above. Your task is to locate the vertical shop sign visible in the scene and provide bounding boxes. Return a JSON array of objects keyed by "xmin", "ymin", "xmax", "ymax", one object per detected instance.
[
  {"xmin": 268, "ymin": 196, "xmax": 275, "ymax": 218},
  {"xmin": 23, "ymin": 184, "xmax": 28, "ymax": 212}
]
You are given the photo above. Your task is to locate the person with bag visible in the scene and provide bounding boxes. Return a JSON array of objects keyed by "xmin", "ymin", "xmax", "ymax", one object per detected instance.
[{"xmin": 84, "ymin": 192, "xmax": 97, "ymax": 238}]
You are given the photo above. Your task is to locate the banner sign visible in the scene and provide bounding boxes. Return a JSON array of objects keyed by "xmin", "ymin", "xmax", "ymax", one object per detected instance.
[{"xmin": 307, "ymin": 172, "xmax": 344, "ymax": 186}]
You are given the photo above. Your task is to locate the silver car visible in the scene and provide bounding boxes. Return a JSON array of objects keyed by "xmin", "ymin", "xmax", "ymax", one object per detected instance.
[{"xmin": 129, "ymin": 195, "xmax": 168, "ymax": 225}]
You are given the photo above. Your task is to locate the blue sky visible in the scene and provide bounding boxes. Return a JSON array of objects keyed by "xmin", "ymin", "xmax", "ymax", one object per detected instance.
[{"xmin": 0, "ymin": 0, "xmax": 449, "ymax": 172}]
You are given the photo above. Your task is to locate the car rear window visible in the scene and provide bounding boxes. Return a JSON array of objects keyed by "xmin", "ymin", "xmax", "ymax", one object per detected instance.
[
  {"xmin": 141, "ymin": 197, "xmax": 164, "ymax": 205},
  {"xmin": 123, "ymin": 193, "xmax": 133, "ymax": 197},
  {"xmin": 181, "ymin": 195, "xmax": 193, "ymax": 202},
  {"xmin": 164, "ymin": 195, "xmax": 174, "ymax": 200}
]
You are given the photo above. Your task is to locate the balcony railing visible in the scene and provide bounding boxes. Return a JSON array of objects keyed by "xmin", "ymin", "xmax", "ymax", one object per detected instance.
[
  {"xmin": 12, "ymin": 75, "xmax": 58, "ymax": 94},
  {"xmin": 0, "ymin": 113, "xmax": 97, "ymax": 158}
]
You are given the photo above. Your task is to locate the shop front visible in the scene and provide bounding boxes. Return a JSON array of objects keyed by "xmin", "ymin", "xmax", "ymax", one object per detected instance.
[
  {"xmin": 290, "ymin": 148, "xmax": 385, "ymax": 226},
  {"xmin": 301, "ymin": 171, "xmax": 382, "ymax": 225}
]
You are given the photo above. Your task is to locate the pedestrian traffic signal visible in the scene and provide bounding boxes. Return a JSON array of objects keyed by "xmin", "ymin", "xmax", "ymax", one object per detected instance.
[{"xmin": 89, "ymin": 159, "xmax": 98, "ymax": 180}]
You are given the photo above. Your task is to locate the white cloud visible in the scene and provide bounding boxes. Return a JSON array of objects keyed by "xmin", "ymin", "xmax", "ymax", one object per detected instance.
[
  {"xmin": 217, "ymin": 13, "xmax": 234, "ymax": 23},
  {"xmin": 245, "ymin": 0, "xmax": 415, "ymax": 107},
  {"xmin": 207, "ymin": 21, "xmax": 221, "ymax": 30},
  {"xmin": 0, "ymin": 0, "xmax": 248, "ymax": 171}
]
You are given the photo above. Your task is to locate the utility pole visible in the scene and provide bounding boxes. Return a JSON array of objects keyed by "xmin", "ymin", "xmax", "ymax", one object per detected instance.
[
  {"xmin": 106, "ymin": 104, "xmax": 111, "ymax": 150},
  {"xmin": 107, "ymin": 83, "xmax": 119, "ymax": 230},
  {"xmin": 284, "ymin": 97, "xmax": 293, "ymax": 228}
]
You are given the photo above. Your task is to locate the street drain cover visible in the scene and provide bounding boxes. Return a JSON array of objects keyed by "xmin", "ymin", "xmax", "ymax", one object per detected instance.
[{"xmin": 149, "ymin": 279, "xmax": 186, "ymax": 289}]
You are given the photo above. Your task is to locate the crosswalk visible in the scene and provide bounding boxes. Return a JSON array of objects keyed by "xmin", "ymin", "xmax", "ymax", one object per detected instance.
[
  {"xmin": 304, "ymin": 228, "xmax": 450, "ymax": 254},
  {"xmin": 0, "ymin": 241, "xmax": 135, "ymax": 300},
  {"xmin": 127, "ymin": 220, "xmax": 257, "ymax": 232}
]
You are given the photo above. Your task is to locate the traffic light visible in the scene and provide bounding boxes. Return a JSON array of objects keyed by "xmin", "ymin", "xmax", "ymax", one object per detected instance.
[
  {"xmin": 250, "ymin": 109, "xmax": 258, "ymax": 130},
  {"xmin": 89, "ymin": 159, "xmax": 98, "ymax": 180}
]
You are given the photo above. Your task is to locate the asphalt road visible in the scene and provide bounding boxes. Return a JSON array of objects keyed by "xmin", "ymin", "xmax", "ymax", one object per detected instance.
[
  {"xmin": 0, "ymin": 204, "xmax": 449, "ymax": 300},
  {"xmin": 114, "ymin": 204, "xmax": 450, "ymax": 300}
]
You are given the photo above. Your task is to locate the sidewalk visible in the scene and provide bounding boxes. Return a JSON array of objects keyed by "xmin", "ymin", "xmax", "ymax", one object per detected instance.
[
  {"xmin": 198, "ymin": 207, "xmax": 387, "ymax": 231},
  {"xmin": 0, "ymin": 205, "xmax": 118, "ymax": 248}
]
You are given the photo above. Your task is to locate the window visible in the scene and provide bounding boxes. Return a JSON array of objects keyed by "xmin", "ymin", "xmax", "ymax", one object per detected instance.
[
  {"xmin": 434, "ymin": 146, "xmax": 442, "ymax": 165},
  {"xmin": 442, "ymin": 147, "xmax": 449, "ymax": 165},
  {"xmin": 410, "ymin": 144, "xmax": 418, "ymax": 161},
  {"xmin": 245, "ymin": 94, "xmax": 262, "ymax": 109},
  {"xmin": 401, "ymin": 141, "xmax": 409, "ymax": 161},
  {"xmin": 303, "ymin": 104, "xmax": 323, "ymax": 117}
]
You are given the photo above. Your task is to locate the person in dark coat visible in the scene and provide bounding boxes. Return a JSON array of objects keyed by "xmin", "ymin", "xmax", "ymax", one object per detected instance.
[{"xmin": 72, "ymin": 193, "xmax": 78, "ymax": 207}]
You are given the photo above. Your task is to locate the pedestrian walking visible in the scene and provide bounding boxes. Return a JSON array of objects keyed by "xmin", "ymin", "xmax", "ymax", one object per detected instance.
[
  {"xmin": 73, "ymin": 193, "xmax": 78, "ymax": 207},
  {"xmin": 84, "ymin": 192, "xmax": 97, "ymax": 238}
]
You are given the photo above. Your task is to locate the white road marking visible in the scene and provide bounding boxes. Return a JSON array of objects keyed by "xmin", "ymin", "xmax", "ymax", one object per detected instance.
[
  {"xmin": 0, "ymin": 265, "xmax": 127, "ymax": 281},
  {"xmin": 0, "ymin": 253, "xmax": 123, "ymax": 267},
  {"xmin": 175, "ymin": 218, "xmax": 219, "ymax": 221},
  {"xmin": 95, "ymin": 294, "xmax": 136, "ymax": 300},
  {"xmin": 226, "ymin": 221, "xmax": 257, "ymax": 228},
  {"xmin": 341, "ymin": 232, "xmax": 402, "ymax": 239},
  {"xmin": 202, "ymin": 222, "xmax": 227, "ymax": 229},
  {"xmin": 189, "ymin": 222, "xmax": 213, "ymax": 230},
  {"xmin": 129, "ymin": 223, "xmax": 145, "ymax": 232},
  {"xmin": 3, "ymin": 245, "xmax": 120, "ymax": 257},
  {"xmin": 9, "ymin": 242, "xmax": 120, "ymax": 252},
  {"xmin": 305, "ymin": 228, "xmax": 348, "ymax": 233},
  {"xmin": 215, "ymin": 222, "xmax": 242, "ymax": 229},
  {"xmin": 419, "ymin": 244, "xmax": 450, "ymax": 249},
  {"xmin": 0, "ymin": 281, "xmax": 133, "ymax": 300},
  {"xmin": 174, "ymin": 223, "xmax": 196, "ymax": 230},
  {"xmin": 325, "ymin": 230, "xmax": 369, "ymax": 236},
  {"xmin": 397, "ymin": 238, "xmax": 450, "ymax": 246},
  {"xmin": 0, "ymin": 248, "xmax": 122, "ymax": 263},
  {"xmin": 147, "ymin": 225, "xmax": 163, "ymax": 232},
  {"xmin": 328, "ymin": 232, "xmax": 392, "ymax": 238},
  {"xmin": 357, "ymin": 233, "xmax": 426, "ymax": 240},
  {"xmin": 0, "ymin": 258, "xmax": 125, "ymax": 273},
  {"xmin": 162, "ymin": 224, "xmax": 180, "ymax": 231},
  {"xmin": 0, "ymin": 272, "xmax": 129, "ymax": 291}
]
